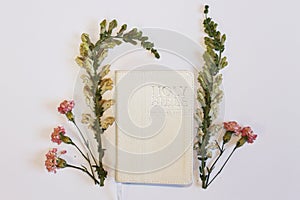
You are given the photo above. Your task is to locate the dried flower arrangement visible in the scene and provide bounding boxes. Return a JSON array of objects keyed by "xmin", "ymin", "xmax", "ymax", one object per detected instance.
[{"xmin": 44, "ymin": 5, "xmax": 257, "ymax": 189}]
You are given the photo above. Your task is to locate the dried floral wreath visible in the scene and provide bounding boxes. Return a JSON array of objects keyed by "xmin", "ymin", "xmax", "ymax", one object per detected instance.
[{"xmin": 44, "ymin": 5, "xmax": 257, "ymax": 189}]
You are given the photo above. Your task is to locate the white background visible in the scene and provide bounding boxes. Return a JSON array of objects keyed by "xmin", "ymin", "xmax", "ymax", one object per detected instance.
[{"xmin": 0, "ymin": 0, "xmax": 299, "ymax": 199}]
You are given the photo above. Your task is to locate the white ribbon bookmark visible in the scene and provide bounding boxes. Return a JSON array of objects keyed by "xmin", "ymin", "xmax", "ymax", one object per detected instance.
[{"xmin": 116, "ymin": 182, "xmax": 123, "ymax": 200}]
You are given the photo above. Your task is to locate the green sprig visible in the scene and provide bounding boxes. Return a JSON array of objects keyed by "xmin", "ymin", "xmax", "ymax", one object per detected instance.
[
  {"xmin": 75, "ymin": 19, "xmax": 160, "ymax": 186},
  {"xmin": 197, "ymin": 5, "xmax": 229, "ymax": 189}
]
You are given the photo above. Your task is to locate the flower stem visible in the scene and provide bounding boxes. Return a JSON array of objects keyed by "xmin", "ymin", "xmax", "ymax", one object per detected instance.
[
  {"xmin": 71, "ymin": 121, "xmax": 101, "ymax": 185},
  {"xmin": 200, "ymin": 157, "xmax": 207, "ymax": 188},
  {"xmin": 72, "ymin": 142, "xmax": 97, "ymax": 184},
  {"xmin": 66, "ymin": 164, "xmax": 100, "ymax": 185},
  {"xmin": 205, "ymin": 142, "xmax": 225, "ymax": 186},
  {"xmin": 72, "ymin": 120, "xmax": 89, "ymax": 147},
  {"xmin": 210, "ymin": 142, "xmax": 225, "ymax": 170},
  {"xmin": 207, "ymin": 146, "xmax": 237, "ymax": 187},
  {"xmin": 72, "ymin": 121, "xmax": 98, "ymax": 165}
]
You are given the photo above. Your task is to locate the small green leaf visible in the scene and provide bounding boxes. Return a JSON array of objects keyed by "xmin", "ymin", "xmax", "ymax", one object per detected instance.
[
  {"xmin": 141, "ymin": 41, "xmax": 154, "ymax": 49},
  {"xmin": 140, "ymin": 36, "xmax": 148, "ymax": 42},
  {"xmin": 124, "ymin": 28, "xmax": 140, "ymax": 39},
  {"xmin": 151, "ymin": 48, "xmax": 160, "ymax": 59},
  {"xmin": 204, "ymin": 37, "xmax": 215, "ymax": 49},
  {"xmin": 198, "ymin": 73, "xmax": 208, "ymax": 89},
  {"xmin": 80, "ymin": 42, "xmax": 90, "ymax": 57},
  {"xmin": 135, "ymin": 30, "xmax": 143, "ymax": 39},
  {"xmin": 117, "ymin": 24, "xmax": 127, "ymax": 35},
  {"xmin": 75, "ymin": 56, "xmax": 85, "ymax": 67},
  {"xmin": 220, "ymin": 56, "xmax": 228, "ymax": 69},
  {"xmin": 221, "ymin": 34, "xmax": 226, "ymax": 44},
  {"xmin": 81, "ymin": 33, "xmax": 90, "ymax": 43},
  {"xmin": 100, "ymin": 19, "xmax": 107, "ymax": 34},
  {"xmin": 108, "ymin": 19, "xmax": 118, "ymax": 33}
]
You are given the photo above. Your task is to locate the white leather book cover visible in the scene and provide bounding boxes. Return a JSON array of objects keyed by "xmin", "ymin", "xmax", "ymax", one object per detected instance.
[{"xmin": 115, "ymin": 70, "xmax": 194, "ymax": 185}]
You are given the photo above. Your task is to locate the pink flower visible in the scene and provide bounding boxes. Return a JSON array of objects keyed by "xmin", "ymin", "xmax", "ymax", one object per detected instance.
[
  {"xmin": 57, "ymin": 100, "xmax": 74, "ymax": 114},
  {"xmin": 45, "ymin": 148, "xmax": 67, "ymax": 173},
  {"xmin": 223, "ymin": 121, "xmax": 242, "ymax": 135},
  {"xmin": 51, "ymin": 126, "xmax": 65, "ymax": 145},
  {"xmin": 45, "ymin": 148, "xmax": 58, "ymax": 173},
  {"xmin": 241, "ymin": 126, "xmax": 257, "ymax": 143}
]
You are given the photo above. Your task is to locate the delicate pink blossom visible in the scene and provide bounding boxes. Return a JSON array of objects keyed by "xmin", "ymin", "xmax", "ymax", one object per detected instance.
[
  {"xmin": 57, "ymin": 100, "xmax": 74, "ymax": 114},
  {"xmin": 45, "ymin": 148, "xmax": 57, "ymax": 173},
  {"xmin": 51, "ymin": 126, "xmax": 65, "ymax": 145},
  {"xmin": 241, "ymin": 126, "xmax": 257, "ymax": 143},
  {"xmin": 223, "ymin": 121, "xmax": 241, "ymax": 135},
  {"xmin": 45, "ymin": 148, "xmax": 67, "ymax": 173}
]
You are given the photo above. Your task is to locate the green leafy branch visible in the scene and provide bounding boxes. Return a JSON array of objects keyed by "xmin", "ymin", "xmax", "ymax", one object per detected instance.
[
  {"xmin": 75, "ymin": 19, "xmax": 160, "ymax": 186},
  {"xmin": 196, "ymin": 5, "xmax": 228, "ymax": 189}
]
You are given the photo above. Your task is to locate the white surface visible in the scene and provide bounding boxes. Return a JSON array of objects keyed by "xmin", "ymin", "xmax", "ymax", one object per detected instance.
[{"xmin": 0, "ymin": 0, "xmax": 299, "ymax": 199}]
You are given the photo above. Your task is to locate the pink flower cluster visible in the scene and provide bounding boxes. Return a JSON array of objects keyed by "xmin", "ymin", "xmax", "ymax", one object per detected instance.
[
  {"xmin": 45, "ymin": 148, "xmax": 67, "ymax": 173},
  {"xmin": 223, "ymin": 121, "xmax": 257, "ymax": 143},
  {"xmin": 51, "ymin": 126, "xmax": 65, "ymax": 145},
  {"xmin": 223, "ymin": 121, "xmax": 241, "ymax": 135},
  {"xmin": 57, "ymin": 100, "xmax": 74, "ymax": 114},
  {"xmin": 241, "ymin": 127, "xmax": 258, "ymax": 143}
]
